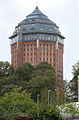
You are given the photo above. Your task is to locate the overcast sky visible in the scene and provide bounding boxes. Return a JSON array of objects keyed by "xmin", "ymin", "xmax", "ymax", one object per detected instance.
[{"xmin": 0, "ymin": 0, "xmax": 78, "ymax": 80}]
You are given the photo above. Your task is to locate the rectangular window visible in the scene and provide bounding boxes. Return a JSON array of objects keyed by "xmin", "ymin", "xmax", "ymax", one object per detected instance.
[
  {"xmin": 50, "ymin": 59, "xmax": 51, "ymax": 61},
  {"xmin": 43, "ymin": 44, "xmax": 45, "ymax": 46},
  {"xmin": 43, "ymin": 48, "xmax": 45, "ymax": 51},
  {"xmin": 27, "ymin": 44, "xmax": 29, "ymax": 47},
  {"xmin": 31, "ymin": 53, "xmax": 33, "ymax": 56},
  {"xmin": 47, "ymin": 58, "xmax": 48, "ymax": 61},
  {"xmin": 40, "ymin": 53, "xmax": 41, "ymax": 56},
  {"xmin": 34, "ymin": 52, "xmax": 36, "ymax": 55},
  {"xmin": 53, "ymin": 49, "xmax": 55, "ymax": 51},
  {"xmin": 27, "ymin": 53, "xmax": 29, "ymax": 56},
  {"xmin": 43, "ymin": 53, "xmax": 45, "ymax": 56},
  {"xmin": 49, "ymin": 49, "xmax": 51, "ymax": 51},
  {"xmin": 53, "ymin": 63, "xmax": 55, "ymax": 66},
  {"xmin": 31, "ymin": 48, "xmax": 32, "ymax": 51},
  {"xmin": 40, "ymin": 58, "xmax": 41, "ymax": 61},
  {"xmin": 31, "ymin": 58, "xmax": 32, "ymax": 61},
  {"xmin": 27, "ymin": 58, "xmax": 29, "ymax": 61},
  {"xmin": 24, "ymin": 44, "xmax": 25, "ymax": 47},
  {"xmin": 50, "ymin": 53, "xmax": 51, "ymax": 56},
  {"xmin": 53, "ymin": 53, "xmax": 55, "ymax": 56},
  {"xmin": 24, "ymin": 53, "xmax": 25, "ymax": 56},
  {"xmin": 53, "ymin": 59, "xmax": 55, "ymax": 61},
  {"xmin": 27, "ymin": 48, "xmax": 29, "ymax": 51},
  {"xmin": 24, "ymin": 48, "xmax": 25, "ymax": 51},
  {"xmin": 31, "ymin": 44, "xmax": 32, "ymax": 47},
  {"xmin": 46, "ymin": 44, "xmax": 48, "ymax": 47},
  {"xmin": 43, "ymin": 58, "xmax": 45, "ymax": 61},
  {"xmin": 24, "ymin": 58, "xmax": 25, "ymax": 61}
]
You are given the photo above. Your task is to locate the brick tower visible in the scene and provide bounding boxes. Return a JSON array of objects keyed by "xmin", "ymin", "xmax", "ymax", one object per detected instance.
[{"xmin": 9, "ymin": 6, "xmax": 65, "ymax": 88}]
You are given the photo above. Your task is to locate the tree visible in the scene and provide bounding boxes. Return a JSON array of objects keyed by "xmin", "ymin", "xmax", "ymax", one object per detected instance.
[
  {"xmin": 0, "ymin": 63, "xmax": 35, "ymax": 96},
  {"xmin": 69, "ymin": 60, "xmax": 79, "ymax": 101},
  {"xmin": 0, "ymin": 61, "xmax": 14, "ymax": 79},
  {"xmin": 62, "ymin": 80, "xmax": 70, "ymax": 103},
  {"xmin": 0, "ymin": 87, "xmax": 64, "ymax": 120},
  {"xmin": 27, "ymin": 62, "xmax": 56, "ymax": 102},
  {"xmin": 14, "ymin": 63, "xmax": 35, "ymax": 82},
  {"xmin": 0, "ymin": 62, "xmax": 56, "ymax": 103},
  {"xmin": 38, "ymin": 104, "xmax": 63, "ymax": 120},
  {"xmin": 36, "ymin": 61, "xmax": 55, "ymax": 74},
  {"xmin": 0, "ymin": 87, "xmax": 37, "ymax": 120},
  {"xmin": 0, "ymin": 75, "xmax": 17, "ymax": 96}
]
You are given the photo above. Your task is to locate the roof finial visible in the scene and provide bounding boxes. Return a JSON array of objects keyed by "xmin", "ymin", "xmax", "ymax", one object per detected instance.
[{"xmin": 36, "ymin": 0, "xmax": 38, "ymax": 9}]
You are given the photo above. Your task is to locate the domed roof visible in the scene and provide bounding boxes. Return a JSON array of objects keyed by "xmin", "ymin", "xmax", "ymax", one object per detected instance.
[
  {"xmin": 9, "ymin": 7, "xmax": 65, "ymax": 39},
  {"xmin": 26, "ymin": 6, "xmax": 47, "ymax": 19}
]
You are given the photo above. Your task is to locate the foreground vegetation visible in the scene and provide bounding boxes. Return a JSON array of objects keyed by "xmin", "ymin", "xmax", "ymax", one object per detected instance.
[
  {"xmin": 0, "ymin": 87, "xmax": 63, "ymax": 120},
  {"xmin": 0, "ymin": 61, "xmax": 56, "ymax": 102},
  {"xmin": 0, "ymin": 60, "xmax": 79, "ymax": 119}
]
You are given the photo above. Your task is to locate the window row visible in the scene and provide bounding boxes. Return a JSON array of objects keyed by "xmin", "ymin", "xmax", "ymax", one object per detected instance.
[
  {"xmin": 24, "ymin": 48, "xmax": 55, "ymax": 51},
  {"xmin": 24, "ymin": 53, "xmax": 36, "ymax": 56},
  {"xmin": 39, "ymin": 58, "xmax": 55, "ymax": 61},
  {"xmin": 40, "ymin": 44, "xmax": 55, "ymax": 47},
  {"xmin": 24, "ymin": 48, "xmax": 36, "ymax": 51},
  {"xmin": 39, "ymin": 48, "xmax": 55, "ymax": 51},
  {"xmin": 24, "ymin": 53, "xmax": 55, "ymax": 56},
  {"xmin": 24, "ymin": 58, "xmax": 55, "ymax": 62},
  {"xmin": 40, "ymin": 53, "xmax": 55, "ymax": 56},
  {"xmin": 24, "ymin": 44, "xmax": 55, "ymax": 47}
]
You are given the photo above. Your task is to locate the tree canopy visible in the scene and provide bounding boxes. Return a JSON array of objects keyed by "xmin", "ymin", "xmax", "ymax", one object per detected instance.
[
  {"xmin": 68, "ymin": 60, "xmax": 79, "ymax": 101},
  {"xmin": 0, "ymin": 87, "xmax": 63, "ymax": 120},
  {"xmin": 27, "ymin": 62, "xmax": 56, "ymax": 101},
  {"xmin": 0, "ymin": 87, "xmax": 37, "ymax": 119},
  {"xmin": 0, "ymin": 61, "xmax": 63, "ymax": 120},
  {"xmin": 0, "ymin": 61, "xmax": 14, "ymax": 79},
  {"xmin": 14, "ymin": 62, "xmax": 35, "ymax": 82},
  {"xmin": 0, "ymin": 61, "xmax": 56, "ymax": 103}
]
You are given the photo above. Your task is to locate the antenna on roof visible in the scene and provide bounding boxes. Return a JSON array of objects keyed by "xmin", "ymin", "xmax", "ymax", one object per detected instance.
[{"xmin": 36, "ymin": 0, "xmax": 38, "ymax": 8}]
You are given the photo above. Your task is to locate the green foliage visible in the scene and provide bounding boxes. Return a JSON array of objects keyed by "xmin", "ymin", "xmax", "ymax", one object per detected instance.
[
  {"xmin": 64, "ymin": 104, "xmax": 79, "ymax": 116},
  {"xmin": 0, "ymin": 61, "xmax": 62, "ymax": 120},
  {"xmin": 0, "ymin": 87, "xmax": 37, "ymax": 119},
  {"xmin": 0, "ymin": 61, "xmax": 15, "ymax": 96},
  {"xmin": 0, "ymin": 62, "xmax": 56, "ymax": 103},
  {"xmin": 0, "ymin": 75, "xmax": 17, "ymax": 96},
  {"xmin": 0, "ymin": 62, "xmax": 36, "ymax": 96},
  {"xmin": 69, "ymin": 60, "xmax": 79, "ymax": 101},
  {"xmin": 60, "ymin": 103, "xmax": 79, "ymax": 119},
  {"xmin": 14, "ymin": 63, "xmax": 35, "ymax": 82},
  {"xmin": 62, "ymin": 80, "xmax": 71, "ymax": 102},
  {"xmin": 0, "ymin": 61, "xmax": 14, "ymax": 79},
  {"xmin": 27, "ymin": 62, "xmax": 56, "ymax": 101},
  {"xmin": 38, "ymin": 104, "xmax": 63, "ymax": 120},
  {"xmin": 36, "ymin": 61, "xmax": 55, "ymax": 73},
  {"xmin": 0, "ymin": 86, "xmax": 63, "ymax": 120}
]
